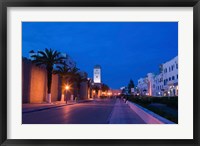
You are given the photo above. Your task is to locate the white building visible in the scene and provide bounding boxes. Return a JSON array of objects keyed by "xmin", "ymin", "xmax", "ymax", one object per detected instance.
[
  {"xmin": 93, "ymin": 65, "xmax": 101, "ymax": 83},
  {"xmin": 153, "ymin": 73, "xmax": 164, "ymax": 96},
  {"xmin": 137, "ymin": 77, "xmax": 148, "ymax": 96},
  {"xmin": 162, "ymin": 56, "xmax": 178, "ymax": 96},
  {"xmin": 137, "ymin": 56, "xmax": 178, "ymax": 97}
]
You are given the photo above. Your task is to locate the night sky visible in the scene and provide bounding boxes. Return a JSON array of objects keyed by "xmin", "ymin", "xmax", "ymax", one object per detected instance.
[{"xmin": 22, "ymin": 22, "xmax": 178, "ymax": 89}]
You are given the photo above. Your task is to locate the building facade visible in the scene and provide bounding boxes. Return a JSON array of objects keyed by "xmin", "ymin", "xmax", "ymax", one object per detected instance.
[
  {"xmin": 162, "ymin": 56, "xmax": 178, "ymax": 96},
  {"xmin": 93, "ymin": 65, "xmax": 101, "ymax": 83},
  {"xmin": 137, "ymin": 56, "xmax": 178, "ymax": 97},
  {"xmin": 137, "ymin": 77, "xmax": 148, "ymax": 96},
  {"xmin": 153, "ymin": 73, "xmax": 164, "ymax": 96}
]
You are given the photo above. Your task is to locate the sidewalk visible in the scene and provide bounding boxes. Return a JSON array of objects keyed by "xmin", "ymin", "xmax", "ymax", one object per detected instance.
[
  {"xmin": 22, "ymin": 99, "xmax": 93, "ymax": 114},
  {"xmin": 109, "ymin": 99, "xmax": 146, "ymax": 124}
]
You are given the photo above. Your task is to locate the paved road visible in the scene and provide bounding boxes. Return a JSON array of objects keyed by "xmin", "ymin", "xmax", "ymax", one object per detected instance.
[
  {"xmin": 23, "ymin": 98, "xmax": 147, "ymax": 124},
  {"xmin": 22, "ymin": 98, "xmax": 116, "ymax": 124},
  {"xmin": 109, "ymin": 99, "xmax": 146, "ymax": 124}
]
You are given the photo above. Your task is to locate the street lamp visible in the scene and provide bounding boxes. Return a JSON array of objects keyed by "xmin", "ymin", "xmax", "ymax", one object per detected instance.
[
  {"xmin": 65, "ymin": 85, "xmax": 70, "ymax": 90},
  {"xmin": 65, "ymin": 85, "xmax": 70, "ymax": 104}
]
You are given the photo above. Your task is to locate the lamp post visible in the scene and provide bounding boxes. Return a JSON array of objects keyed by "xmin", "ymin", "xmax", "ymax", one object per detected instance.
[{"xmin": 65, "ymin": 85, "xmax": 70, "ymax": 104}]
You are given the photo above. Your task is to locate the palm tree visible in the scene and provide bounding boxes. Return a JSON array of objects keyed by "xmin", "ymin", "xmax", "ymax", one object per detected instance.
[
  {"xmin": 74, "ymin": 72, "xmax": 87, "ymax": 99},
  {"xmin": 30, "ymin": 48, "xmax": 65, "ymax": 103},
  {"xmin": 68, "ymin": 67, "xmax": 87, "ymax": 99},
  {"xmin": 54, "ymin": 64, "xmax": 71, "ymax": 102},
  {"xmin": 67, "ymin": 66, "xmax": 79, "ymax": 86}
]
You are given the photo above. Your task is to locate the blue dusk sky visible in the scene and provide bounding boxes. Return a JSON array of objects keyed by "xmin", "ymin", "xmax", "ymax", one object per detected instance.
[{"xmin": 22, "ymin": 22, "xmax": 178, "ymax": 89}]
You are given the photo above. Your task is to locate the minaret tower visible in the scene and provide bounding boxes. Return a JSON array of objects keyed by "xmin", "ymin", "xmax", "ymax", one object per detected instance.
[{"xmin": 93, "ymin": 65, "xmax": 101, "ymax": 83}]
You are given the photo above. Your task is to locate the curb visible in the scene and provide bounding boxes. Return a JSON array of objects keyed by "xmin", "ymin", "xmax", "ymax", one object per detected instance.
[
  {"xmin": 126, "ymin": 101, "xmax": 175, "ymax": 124},
  {"xmin": 22, "ymin": 100, "xmax": 93, "ymax": 114}
]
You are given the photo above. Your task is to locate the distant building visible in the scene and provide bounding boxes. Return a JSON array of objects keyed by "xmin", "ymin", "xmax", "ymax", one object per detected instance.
[
  {"xmin": 93, "ymin": 65, "xmax": 101, "ymax": 83},
  {"xmin": 153, "ymin": 73, "xmax": 164, "ymax": 96},
  {"xmin": 109, "ymin": 89, "xmax": 122, "ymax": 96},
  {"xmin": 137, "ymin": 56, "xmax": 178, "ymax": 97},
  {"xmin": 137, "ymin": 78, "xmax": 148, "ymax": 96},
  {"xmin": 162, "ymin": 56, "xmax": 178, "ymax": 96},
  {"xmin": 120, "ymin": 86, "xmax": 129, "ymax": 95}
]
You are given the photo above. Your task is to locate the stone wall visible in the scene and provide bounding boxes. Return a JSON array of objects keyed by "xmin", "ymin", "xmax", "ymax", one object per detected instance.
[
  {"xmin": 22, "ymin": 58, "xmax": 61, "ymax": 103},
  {"xmin": 80, "ymin": 82, "xmax": 88, "ymax": 99},
  {"xmin": 22, "ymin": 58, "xmax": 89, "ymax": 103}
]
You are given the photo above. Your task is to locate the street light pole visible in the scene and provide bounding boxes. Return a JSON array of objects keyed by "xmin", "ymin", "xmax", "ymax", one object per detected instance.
[{"xmin": 65, "ymin": 85, "xmax": 70, "ymax": 104}]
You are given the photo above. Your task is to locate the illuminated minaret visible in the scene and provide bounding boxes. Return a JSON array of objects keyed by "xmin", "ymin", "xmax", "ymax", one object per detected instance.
[{"xmin": 93, "ymin": 65, "xmax": 101, "ymax": 83}]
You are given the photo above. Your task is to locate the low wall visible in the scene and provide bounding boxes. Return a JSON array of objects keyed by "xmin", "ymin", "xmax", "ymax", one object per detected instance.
[
  {"xmin": 126, "ymin": 101, "xmax": 175, "ymax": 124},
  {"xmin": 79, "ymin": 82, "xmax": 88, "ymax": 100},
  {"xmin": 22, "ymin": 58, "xmax": 61, "ymax": 103},
  {"xmin": 22, "ymin": 58, "xmax": 88, "ymax": 103}
]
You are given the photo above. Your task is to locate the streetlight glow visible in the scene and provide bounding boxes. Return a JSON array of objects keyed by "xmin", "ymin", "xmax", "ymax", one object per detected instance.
[{"xmin": 65, "ymin": 85, "xmax": 70, "ymax": 90}]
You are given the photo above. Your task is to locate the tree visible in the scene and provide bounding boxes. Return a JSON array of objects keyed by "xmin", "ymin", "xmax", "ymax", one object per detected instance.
[
  {"xmin": 67, "ymin": 66, "xmax": 79, "ymax": 94},
  {"xmin": 74, "ymin": 72, "xmax": 87, "ymax": 99},
  {"xmin": 55, "ymin": 65, "xmax": 85, "ymax": 101},
  {"xmin": 30, "ymin": 48, "xmax": 65, "ymax": 103},
  {"xmin": 66, "ymin": 66, "xmax": 87, "ymax": 99},
  {"xmin": 54, "ymin": 63, "xmax": 71, "ymax": 102},
  {"xmin": 128, "ymin": 79, "xmax": 135, "ymax": 94}
]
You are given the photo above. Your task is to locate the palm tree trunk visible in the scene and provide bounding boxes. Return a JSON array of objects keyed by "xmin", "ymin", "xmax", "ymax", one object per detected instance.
[{"xmin": 47, "ymin": 69, "xmax": 52, "ymax": 103}]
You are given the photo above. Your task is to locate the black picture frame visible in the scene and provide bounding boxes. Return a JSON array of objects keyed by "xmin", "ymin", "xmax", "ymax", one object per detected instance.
[{"xmin": 0, "ymin": 0, "xmax": 199, "ymax": 145}]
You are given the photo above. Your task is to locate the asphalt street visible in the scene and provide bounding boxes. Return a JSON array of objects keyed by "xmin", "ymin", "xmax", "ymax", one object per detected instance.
[{"xmin": 23, "ymin": 98, "xmax": 116, "ymax": 124}]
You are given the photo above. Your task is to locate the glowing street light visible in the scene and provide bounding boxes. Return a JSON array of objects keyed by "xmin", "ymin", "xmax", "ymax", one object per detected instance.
[
  {"xmin": 65, "ymin": 84, "xmax": 70, "ymax": 104},
  {"xmin": 65, "ymin": 85, "xmax": 70, "ymax": 90}
]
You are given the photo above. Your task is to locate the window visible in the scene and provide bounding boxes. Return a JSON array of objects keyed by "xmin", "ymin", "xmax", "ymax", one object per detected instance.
[
  {"xmin": 164, "ymin": 79, "xmax": 168, "ymax": 85},
  {"xmin": 171, "ymin": 65, "xmax": 174, "ymax": 71},
  {"xmin": 169, "ymin": 67, "xmax": 171, "ymax": 72},
  {"xmin": 169, "ymin": 77, "xmax": 171, "ymax": 81},
  {"xmin": 176, "ymin": 64, "xmax": 178, "ymax": 69},
  {"xmin": 177, "ymin": 74, "xmax": 178, "ymax": 79},
  {"xmin": 172, "ymin": 76, "xmax": 175, "ymax": 80}
]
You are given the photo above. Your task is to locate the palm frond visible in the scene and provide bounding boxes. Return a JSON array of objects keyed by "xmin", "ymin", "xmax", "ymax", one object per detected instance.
[
  {"xmin": 38, "ymin": 51, "xmax": 48, "ymax": 58},
  {"xmin": 29, "ymin": 50, "xmax": 35, "ymax": 53}
]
